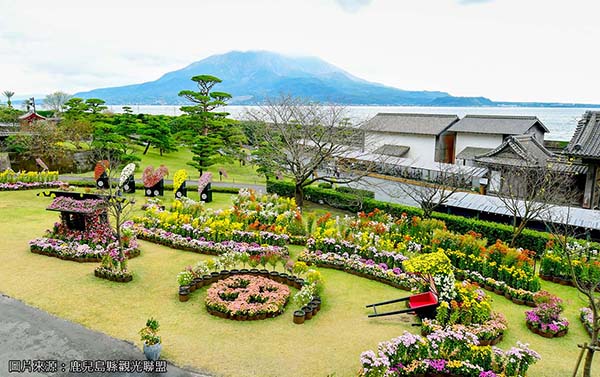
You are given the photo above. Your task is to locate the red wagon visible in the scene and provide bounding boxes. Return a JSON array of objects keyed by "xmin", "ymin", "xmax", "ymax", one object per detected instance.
[{"xmin": 366, "ymin": 291, "xmax": 438, "ymax": 320}]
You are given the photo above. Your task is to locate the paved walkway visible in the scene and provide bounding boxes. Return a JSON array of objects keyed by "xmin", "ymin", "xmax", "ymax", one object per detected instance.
[
  {"xmin": 355, "ymin": 175, "xmax": 600, "ymax": 232},
  {"xmin": 0, "ymin": 294, "xmax": 210, "ymax": 377}
]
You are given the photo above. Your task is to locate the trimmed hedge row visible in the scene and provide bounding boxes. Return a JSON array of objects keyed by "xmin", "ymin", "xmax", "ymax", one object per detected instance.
[
  {"xmin": 267, "ymin": 180, "xmax": 558, "ymax": 253},
  {"xmin": 64, "ymin": 180, "xmax": 241, "ymax": 194}
]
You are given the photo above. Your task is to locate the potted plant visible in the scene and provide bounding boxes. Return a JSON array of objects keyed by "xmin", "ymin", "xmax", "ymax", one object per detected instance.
[{"xmin": 139, "ymin": 318, "xmax": 162, "ymax": 361}]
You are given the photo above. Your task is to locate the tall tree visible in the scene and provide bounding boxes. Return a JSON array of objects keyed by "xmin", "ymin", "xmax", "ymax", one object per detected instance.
[
  {"xmin": 63, "ymin": 98, "xmax": 91, "ymax": 119},
  {"xmin": 85, "ymin": 98, "xmax": 108, "ymax": 114},
  {"xmin": 3, "ymin": 91, "xmax": 15, "ymax": 108},
  {"xmin": 138, "ymin": 115, "xmax": 176, "ymax": 156},
  {"xmin": 178, "ymin": 75, "xmax": 239, "ymax": 175},
  {"xmin": 44, "ymin": 91, "xmax": 72, "ymax": 115},
  {"xmin": 248, "ymin": 95, "xmax": 377, "ymax": 208}
]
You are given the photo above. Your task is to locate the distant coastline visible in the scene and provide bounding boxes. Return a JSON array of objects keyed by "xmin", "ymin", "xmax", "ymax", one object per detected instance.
[{"xmin": 105, "ymin": 104, "xmax": 591, "ymax": 142}]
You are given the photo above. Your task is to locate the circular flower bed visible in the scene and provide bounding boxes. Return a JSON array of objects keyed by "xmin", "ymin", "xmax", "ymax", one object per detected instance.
[
  {"xmin": 205, "ymin": 274, "xmax": 290, "ymax": 320},
  {"xmin": 525, "ymin": 291, "xmax": 569, "ymax": 338}
]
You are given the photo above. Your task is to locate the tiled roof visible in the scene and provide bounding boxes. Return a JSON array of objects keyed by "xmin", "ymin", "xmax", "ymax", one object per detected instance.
[
  {"xmin": 456, "ymin": 147, "xmax": 493, "ymax": 160},
  {"xmin": 360, "ymin": 113, "xmax": 459, "ymax": 135},
  {"xmin": 448, "ymin": 115, "xmax": 549, "ymax": 135},
  {"xmin": 564, "ymin": 111, "xmax": 600, "ymax": 159},
  {"xmin": 373, "ymin": 144, "xmax": 410, "ymax": 157},
  {"xmin": 475, "ymin": 134, "xmax": 553, "ymax": 167}
]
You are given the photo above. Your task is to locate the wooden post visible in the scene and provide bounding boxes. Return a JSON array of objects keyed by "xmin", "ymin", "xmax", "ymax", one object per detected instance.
[{"xmin": 573, "ymin": 343, "xmax": 588, "ymax": 377}]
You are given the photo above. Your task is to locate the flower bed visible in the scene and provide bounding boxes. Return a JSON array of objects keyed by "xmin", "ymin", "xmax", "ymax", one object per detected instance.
[
  {"xmin": 456, "ymin": 269, "xmax": 537, "ymax": 307},
  {"xmin": 205, "ymin": 274, "xmax": 290, "ymax": 320},
  {"xmin": 420, "ymin": 281, "xmax": 507, "ymax": 345},
  {"xmin": 299, "ymin": 249, "xmax": 416, "ymax": 290},
  {"xmin": 133, "ymin": 224, "xmax": 288, "ymax": 257},
  {"xmin": 94, "ymin": 266, "xmax": 133, "ymax": 283},
  {"xmin": 0, "ymin": 181, "xmax": 65, "ymax": 191},
  {"xmin": 539, "ymin": 242, "xmax": 600, "ymax": 290},
  {"xmin": 360, "ymin": 329, "xmax": 540, "ymax": 377},
  {"xmin": 580, "ymin": 307, "xmax": 594, "ymax": 337},
  {"xmin": 525, "ymin": 291, "xmax": 569, "ymax": 338},
  {"xmin": 29, "ymin": 237, "xmax": 140, "ymax": 262}
]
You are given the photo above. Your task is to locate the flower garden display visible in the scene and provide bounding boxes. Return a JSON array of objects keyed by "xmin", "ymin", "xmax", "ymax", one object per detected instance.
[
  {"xmin": 143, "ymin": 165, "xmax": 168, "ymax": 197},
  {"xmin": 94, "ymin": 160, "xmax": 110, "ymax": 189},
  {"xmin": 198, "ymin": 172, "xmax": 213, "ymax": 202},
  {"xmin": 30, "ymin": 192, "xmax": 139, "ymax": 263},
  {"xmin": 421, "ymin": 282, "xmax": 507, "ymax": 345},
  {"xmin": 524, "ymin": 291, "xmax": 569, "ymax": 338},
  {"xmin": 360, "ymin": 330, "xmax": 540, "ymax": 377},
  {"xmin": 119, "ymin": 163, "xmax": 136, "ymax": 193},
  {"xmin": 132, "ymin": 190, "xmax": 304, "ymax": 247},
  {"xmin": 456, "ymin": 270, "xmax": 537, "ymax": 306},
  {"xmin": 173, "ymin": 169, "xmax": 188, "ymax": 198},
  {"xmin": 139, "ymin": 318, "xmax": 161, "ymax": 361},
  {"xmin": 0, "ymin": 169, "xmax": 64, "ymax": 191},
  {"xmin": 205, "ymin": 275, "xmax": 291, "ymax": 320},
  {"xmin": 540, "ymin": 241, "xmax": 600, "ymax": 288},
  {"xmin": 133, "ymin": 223, "xmax": 288, "ymax": 257}
]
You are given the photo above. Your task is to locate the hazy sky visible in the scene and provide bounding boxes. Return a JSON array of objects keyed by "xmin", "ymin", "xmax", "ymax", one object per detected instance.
[{"xmin": 1, "ymin": 0, "xmax": 599, "ymax": 103}]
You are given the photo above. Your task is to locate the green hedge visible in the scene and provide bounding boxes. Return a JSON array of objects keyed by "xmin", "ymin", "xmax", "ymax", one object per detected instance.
[
  {"xmin": 267, "ymin": 180, "xmax": 558, "ymax": 253},
  {"xmin": 334, "ymin": 186, "xmax": 375, "ymax": 198},
  {"xmin": 65, "ymin": 180, "xmax": 241, "ymax": 194}
]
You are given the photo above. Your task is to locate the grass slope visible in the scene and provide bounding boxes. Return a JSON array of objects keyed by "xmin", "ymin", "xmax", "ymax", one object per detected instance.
[
  {"xmin": 0, "ymin": 189, "xmax": 598, "ymax": 376},
  {"xmin": 71, "ymin": 146, "xmax": 266, "ymax": 185}
]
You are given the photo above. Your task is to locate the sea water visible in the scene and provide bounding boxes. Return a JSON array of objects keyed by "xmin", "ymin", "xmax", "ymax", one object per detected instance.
[{"xmin": 107, "ymin": 105, "xmax": 595, "ymax": 141}]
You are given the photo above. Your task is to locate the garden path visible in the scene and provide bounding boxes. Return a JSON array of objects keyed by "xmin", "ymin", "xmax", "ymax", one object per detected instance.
[{"xmin": 0, "ymin": 294, "xmax": 210, "ymax": 377}]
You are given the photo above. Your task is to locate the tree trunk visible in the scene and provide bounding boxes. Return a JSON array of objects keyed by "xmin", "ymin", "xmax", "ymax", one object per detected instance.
[
  {"xmin": 159, "ymin": 148, "xmax": 163, "ymax": 156},
  {"xmin": 143, "ymin": 142, "xmax": 151, "ymax": 155},
  {"xmin": 583, "ymin": 348, "xmax": 596, "ymax": 377},
  {"xmin": 510, "ymin": 221, "xmax": 526, "ymax": 247},
  {"xmin": 295, "ymin": 183, "xmax": 304, "ymax": 209}
]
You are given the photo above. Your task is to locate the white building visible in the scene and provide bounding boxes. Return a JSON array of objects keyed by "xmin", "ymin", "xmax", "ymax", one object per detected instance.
[
  {"xmin": 450, "ymin": 115, "xmax": 549, "ymax": 165},
  {"xmin": 359, "ymin": 113, "xmax": 459, "ymax": 165}
]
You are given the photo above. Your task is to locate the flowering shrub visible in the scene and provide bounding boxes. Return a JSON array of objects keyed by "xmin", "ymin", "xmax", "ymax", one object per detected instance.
[
  {"xmin": 403, "ymin": 250, "xmax": 456, "ymax": 301},
  {"xmin": 47, "ymin": 196, "xmax": 107, "ymax": 214},
  {"xmin": 580, "ymin": 307, "xmax": 594, "ymax": 337},
  {"xmin": 525, "ymin": 291, "xmax": 569, "ymax": 337},
  {"xmin": 540, "ymin": 242, "xmax": 600, "ymax": 284},
  {"xmin": 133, "ymin": 224, "xmax": 288, "ymax": 258},
  {"xmin": 173, "ymin": 169, "xmax": 188, "ymax": 192},
  {"xmin": 299, "ymin": 249, "xmax": 417, "ymax": 290},
  {"xmin": 0, "ymin": 169, "xmax": 60, "ymax": 183},
  {"xmin": 119, "ymin": 163, "xmax": 136, "ymax": 187},
  {"xmin": 0, "ymin": 181, "xmax": 65, "ymax": 191},
  {"xmin": 134, "ymin": 193, "xmax": 296, "ymax": 246},
  {"xmin": 142, "ymin": 165, "xmax": 168, "ymax": 187},
  {"xmin": 360, "ymin": 330, "xmax": 540, "ymax": 377},
  {"xmin": 94, "ymin": 160, "xmax": 110, "ymax": 181},
  {"xmin": 198, "ymin": 172, "xmax": 212, "ymax": 193},
  {"xmin": 205, "ymin": 275, "xmax": 290, "ymax": 318}
]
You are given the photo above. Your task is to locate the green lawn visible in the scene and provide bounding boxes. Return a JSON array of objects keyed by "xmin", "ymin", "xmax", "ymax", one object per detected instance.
[
  {"xmin": 70, "ymin": 146, "xmax": 266, "ymax": 185},
  {"xmin": 0, "ymin": 189, "xmax": 598, "ymax": 376}
]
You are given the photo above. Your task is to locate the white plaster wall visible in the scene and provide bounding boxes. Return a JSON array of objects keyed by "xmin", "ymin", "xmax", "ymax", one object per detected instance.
[
  {"xmin": 526, "ymin": 125, "xmax": 545, "ymax": 142},
  {"xmin": 365, "ymin": 132, "xmax": 437, "ymax": 165},
  {"xmin": 455, "ymin": 133, "xmax": 504, "ymax": 158}
]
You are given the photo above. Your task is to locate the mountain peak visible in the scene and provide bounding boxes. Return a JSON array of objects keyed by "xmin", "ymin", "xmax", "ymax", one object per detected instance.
[{"xmin": 75, "ymin": 50, "xmax": 451, "ymax": 105}]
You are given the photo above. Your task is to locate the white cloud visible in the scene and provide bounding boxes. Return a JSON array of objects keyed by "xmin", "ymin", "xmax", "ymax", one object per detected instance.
[{"xmin": 0, "ymin": 0, "xmax": 599, "ymax": 104}]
